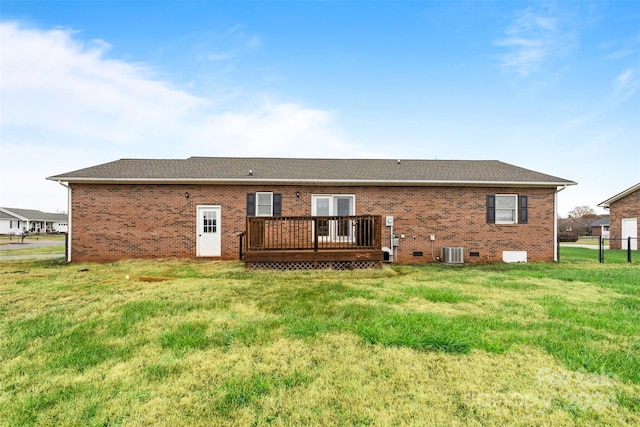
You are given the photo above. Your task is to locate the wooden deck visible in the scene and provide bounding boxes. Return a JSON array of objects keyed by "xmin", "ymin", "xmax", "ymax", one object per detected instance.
[{"xmin": 242, "ymin": 215, "xmax": 383, "ymax": 269}]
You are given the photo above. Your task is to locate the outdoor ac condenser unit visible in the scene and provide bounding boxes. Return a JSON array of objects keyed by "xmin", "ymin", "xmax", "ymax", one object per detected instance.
[{"xmin": 441, "ymin": 247, "xmax": 464, "ymax": 264}]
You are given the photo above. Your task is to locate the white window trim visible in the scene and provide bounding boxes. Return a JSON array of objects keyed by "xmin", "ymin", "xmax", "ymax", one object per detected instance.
[
  {"xmin": 256, "ymin": 192, "xmax": 274, "ymax": 217},
  {"xmin": 311, "ymin": 194, "xmax": 356, "ymax": 242},
  {"xmin": 311, "ymin": 194, "xmax": 356, "ymax": 216},
  {"xmin": 495, "ymin": 194, "xmax": 518, "ymax": 225}
]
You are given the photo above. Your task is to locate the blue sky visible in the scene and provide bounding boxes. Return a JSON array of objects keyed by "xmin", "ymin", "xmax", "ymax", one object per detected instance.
[{"xmin": 1, "ymin": 0, "xmax": 638, "ymax": 216}]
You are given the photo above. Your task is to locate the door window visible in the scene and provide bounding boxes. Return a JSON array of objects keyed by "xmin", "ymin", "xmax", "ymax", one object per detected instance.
[
  {"xmin": 312, "ymin": 195, "xmax": 355, "ymax": 241},
  {"xmin": 202, "ymin": 210, "xmax": 217, "ymax": 233}
]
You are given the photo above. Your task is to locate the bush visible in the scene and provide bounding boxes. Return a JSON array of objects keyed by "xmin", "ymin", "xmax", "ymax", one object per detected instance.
[{"xmin": 558, "ymin": 232, "xmax": 579, "ymax": 242}]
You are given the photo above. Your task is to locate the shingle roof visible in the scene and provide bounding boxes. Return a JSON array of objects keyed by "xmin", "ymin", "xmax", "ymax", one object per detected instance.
[
  {"xmin": 0, "ymin": 208, "xmax": 68, "ymax": 222},
  {"xmin": 0, "ymin": 210, "xmax": 21, "ymax": 220},
  {"xmin": 48, "ymin": 157, "xmax": 576, "ymax": 187},
  {"xmin": 590, "ymin": 216, "xmax": 610, "ymax": 227},
  {"xmin": 598, "ymin": 183, "xmax": 640, "ymax": 207}
]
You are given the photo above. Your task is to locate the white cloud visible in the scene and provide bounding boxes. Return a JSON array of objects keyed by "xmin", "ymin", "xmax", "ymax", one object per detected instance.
[
  {"xmin": 1, "ymin": 22, "xmax": 204, "ymax": 147},
  {"xmin": 606, "ymin": 50, "xmax": 634, "ymax": 61},
  {"xmin": 0, "ymin": 22, "xmax": 359, "ymax": 211},
  {"xmin": 496, "ymin": 6, "xmax": 576, "ymax": 76},
  {"xmin": 226, "ymin": 24, "xmax": 263, "ymax": 49},
  {"xmin": 614, "ymin": 68, "xmax": 638, "ymax": 99},
  {"xmin": 562, "ymin": 111, "xmax": 599, "ymax": 130},
  {"xmin": 198, "ymin": 52, "xmax": 232, "ymax": 61}
]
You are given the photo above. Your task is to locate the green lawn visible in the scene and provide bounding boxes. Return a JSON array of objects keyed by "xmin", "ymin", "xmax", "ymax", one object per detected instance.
[
  {"xmin": 1, "ymin": 249, "xmax": 638, "ymax": 426},
  {"xmin": 0, "ymin": 233, "xmax": 66, "ymax": 244},
  {"xmin": 0, "ymin": 244, "xmax": 65, "ymax": 257}
]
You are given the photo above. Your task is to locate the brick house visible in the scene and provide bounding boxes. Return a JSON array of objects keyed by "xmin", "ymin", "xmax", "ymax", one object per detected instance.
[
  {"xmin": 48, "ymin": 157, "xmax": 575, "ymax": 266},
  {"xmin": 589, "ymin": 216, "xmax": 610, "ymax": 238},
  {"xmin": 598, "ymin": 183, "xmax": 639, "ymax": 250}
]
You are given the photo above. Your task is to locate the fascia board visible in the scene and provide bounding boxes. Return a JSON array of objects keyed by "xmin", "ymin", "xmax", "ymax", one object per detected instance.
[
  {"xmin": 47, "ymin": 177, "xmax": 577, "ymax": 188},
  {"xmin": 598, "ymin": 183, "xmax": 640, "ymax": 208}
]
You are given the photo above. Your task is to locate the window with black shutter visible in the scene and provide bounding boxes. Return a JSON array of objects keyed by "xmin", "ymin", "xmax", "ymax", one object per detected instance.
[
  {"xmin": 486, "ymin": 195, "xmax": 495, "ymax": 224},
  {"xmin": 247, "ymin": 192, "xmax": 281, "ymax": 216},
  {"xmin": 519, "ymin": 196, "xmax": 528, "ymax": 224},
  {"xmin": 487, "ymin": 194, "xmax": 528, "ymax": 225},
  {"xmin": 273, "ymin": 193, "xmax": 282, "ymax": 216},
  {"xmin": 247, "ymin": 193, "xmax": 256, "ymax": 217}
]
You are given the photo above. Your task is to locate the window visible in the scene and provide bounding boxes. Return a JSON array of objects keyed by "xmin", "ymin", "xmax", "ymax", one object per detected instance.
[
  {"xmin": 247, "ymin": 192, "xmax": 282, "ymax": 217},
  {"xmin": 487, "ymin": 194, "xmax": 527, "ymax": 224},
  {"xmin": 202, "ymin": 210, "xmax": 217, "ymax": 233},
  {"xmin": 257, "ymin": 192, "xmax": 273, "ymax": 216},
  {"xmin": 496, "ymin": 194, "xmax": 517, "ymax": 224},
  {"xmin": 312, "ymin": 194, "xmax": 355, "ymax": 240},
  {"xmin": 312, "ymin": 195, "xmax": 354, "ymax": 216}
]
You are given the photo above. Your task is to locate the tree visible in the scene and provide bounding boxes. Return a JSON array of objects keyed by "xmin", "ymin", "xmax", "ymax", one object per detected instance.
[
  {"xmin": 568, "ymin": 205, "xmax": 596, "ymax": 219},
  {"xmin": 566, "ymin": 206, "xmax": 599, "ymax": 236}
]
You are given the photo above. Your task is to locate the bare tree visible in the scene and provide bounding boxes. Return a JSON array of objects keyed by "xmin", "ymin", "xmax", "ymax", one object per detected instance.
[
  {"xmin": 568, "ymin": 206, "xmax": 595, "ymax": 219},
  {"xmin": 566, "ymin": 206, "xmax": 600, "ymax": 236}
]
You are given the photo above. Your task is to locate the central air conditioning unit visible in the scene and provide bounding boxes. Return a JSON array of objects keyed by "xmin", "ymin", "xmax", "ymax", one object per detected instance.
[
  {"xmin": 441, "ymin": 247, "xmax": 464, "ymax": 264},
  {"xmin": 382, "ymin": 247, "xmax": 393, "ymax": 263}
]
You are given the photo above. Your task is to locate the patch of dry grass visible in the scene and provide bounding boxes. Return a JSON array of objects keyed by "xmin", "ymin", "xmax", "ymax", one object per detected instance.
[{"xmin": 0, "ymin": 257, "xmax": 638, "ymax": 426}]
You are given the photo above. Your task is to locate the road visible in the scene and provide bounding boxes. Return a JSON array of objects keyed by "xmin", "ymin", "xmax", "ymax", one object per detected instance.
[
  {"xmin": 0, "ymin": 240, "xmax": 65, "ymax": 262},
  {"xmin": 561, "ymin": 243, "xmax": 610, "ymax": 250},
  {"xmin": 0, "ymin": 240, "xmax": 64, "ymax": 250}
]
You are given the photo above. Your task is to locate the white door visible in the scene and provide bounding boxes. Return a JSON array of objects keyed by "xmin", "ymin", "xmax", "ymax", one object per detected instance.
[
  {"xmin": 621, "ymin": 218, "xmax": 638, "ymax": 250},
  {"xmin": 312, "ymin": 195, "xmax": 355, "ymax": 242},
  {"xmin": 197, "ymin": 205, "xmax": 221, "ymax": 257}
]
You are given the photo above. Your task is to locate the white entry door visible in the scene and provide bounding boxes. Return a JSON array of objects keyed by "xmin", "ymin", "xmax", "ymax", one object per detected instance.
[
  {"xmin": 197, "ymin": 205, "xmax": 221, "ymax": 257},
  {"xmin": 312, "ymin": 195, "xmax": 355, "ymax": 242},
  {"xmin": 621, "ymin": 218, "xmax": 638, "ymax": 250}
]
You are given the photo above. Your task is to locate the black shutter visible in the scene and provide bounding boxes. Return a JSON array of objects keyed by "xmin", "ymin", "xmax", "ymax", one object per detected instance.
[
  {"xmin": 247, "ymin": 193, "xmax": 256, "ymax": 217},
  {"xmin": 486, "ymin": 195, "xmax": 495, "ymax": 224},
  {"xmin": 519, "ymin": 195, "xmax": 528, "ymax": 224},
  {"xmin": 273, "ymin": 193, "xmax": 282, "ymax": 216}
]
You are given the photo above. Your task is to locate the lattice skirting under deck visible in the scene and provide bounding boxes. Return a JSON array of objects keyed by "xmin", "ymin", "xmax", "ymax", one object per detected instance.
[{"xmin": 247, "ymin": 260, "xmax": 381, "ymax": 270}]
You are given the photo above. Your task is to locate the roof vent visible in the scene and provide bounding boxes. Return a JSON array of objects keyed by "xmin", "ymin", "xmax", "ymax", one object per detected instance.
[
  {"xmin": 248, "ymin": 169, "xmax": 253, "ymax": 176},
  {"xmin": 397, "ymin": 159, "xmax": 401, "ymax": 164}
]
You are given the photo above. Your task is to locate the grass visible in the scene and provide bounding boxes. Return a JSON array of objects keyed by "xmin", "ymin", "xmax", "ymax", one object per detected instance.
[
  {"xmin": 0, "ymin": 233, "xmax": 66, "ymax": 243},
  {"xmin": 0, "ymin": 248, "xmax": 639, "ymax": 426},
  {"xmin": 0, "ymin": 234, "xmax": 65, "ymax": 257},
  {"xmin": 572, "ymin": 236, "xmax": 609, "ymax": 246},
  {"xmin": 560, "ymin": 245, "xmax": 639, "ymax": 265},
  {"xmin": 0, "ymin": 244, "xmax": 65, "ymax": 257}
]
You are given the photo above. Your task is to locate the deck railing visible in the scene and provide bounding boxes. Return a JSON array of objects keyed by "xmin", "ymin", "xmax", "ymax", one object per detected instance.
[{"xmin": 245, "ymin": 215, "xmax": 382, "ymax": 253}]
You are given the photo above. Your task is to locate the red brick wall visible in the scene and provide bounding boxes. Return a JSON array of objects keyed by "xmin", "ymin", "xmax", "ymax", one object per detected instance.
[
  {"xmin": 608, "ymin": 188, "xmax": 640, "ymax": 250},
  {"xmin": 69, "ymin": 183, "xmax": 558, "ymax": 263}
]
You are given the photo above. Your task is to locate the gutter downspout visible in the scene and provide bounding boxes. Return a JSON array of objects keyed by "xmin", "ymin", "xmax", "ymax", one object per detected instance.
[
  {"xmin": 554, "ymin": 185, "xmax": 568, "ymax": 262},
  {"xmin": 57, "ymin": 181, "xmax": 71, "ymax": 263}
]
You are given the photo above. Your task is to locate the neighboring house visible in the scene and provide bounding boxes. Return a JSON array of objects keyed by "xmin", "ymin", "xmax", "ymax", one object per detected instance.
[
  {"xmin": 598, "ymin": 183, "xmax": 640, "ymax": 250},
  {"xmin": 557, "ymin": 217, "xmax": 591, "ymax": 236},
  {"xmin": 47, "ymin": 157, "xmax": 575, "ymax": 266},
  {"xmin": 0, "ymin": 210, "xmax": 22, "ymax": 235},
  {"xmin": 590, "ymin": 216, "xmax": 610, "ymax": 238},
  {"xmin": 0, "ymin": 207, "xmax": 68, "ymax": 234}
]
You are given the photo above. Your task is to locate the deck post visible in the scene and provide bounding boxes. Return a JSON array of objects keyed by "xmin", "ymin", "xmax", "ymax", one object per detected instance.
[{"xmin": 313, "ymin": 219, "xmax": 319, "ymax": 252}]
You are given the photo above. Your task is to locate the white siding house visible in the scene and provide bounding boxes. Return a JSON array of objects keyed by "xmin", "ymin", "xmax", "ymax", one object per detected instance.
[{"xmin": 0, "ymin": 208, "xmax": 68, "ymax": 234}]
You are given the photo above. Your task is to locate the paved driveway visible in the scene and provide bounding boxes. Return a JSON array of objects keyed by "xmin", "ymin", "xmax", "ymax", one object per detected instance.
[
  {"xmin": 0, "ymin": 240, "xmax": 65, "ymax": 262},
  {"xmin": 561, "ymin": 243, "xmax": 610, "ymax": 250},
  {"xmin": 0, "ymin": 253, "xmax": 65, "ymax": 262},
  {"xmin": 0, "ymin": 240, "xmax": 64, "ymax": 250}
]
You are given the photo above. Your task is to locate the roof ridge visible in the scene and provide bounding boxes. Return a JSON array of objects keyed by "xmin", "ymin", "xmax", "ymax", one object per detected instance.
[{"xmin": 47, "ymin": 157, "xmax": 576, "ymax": 187}]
